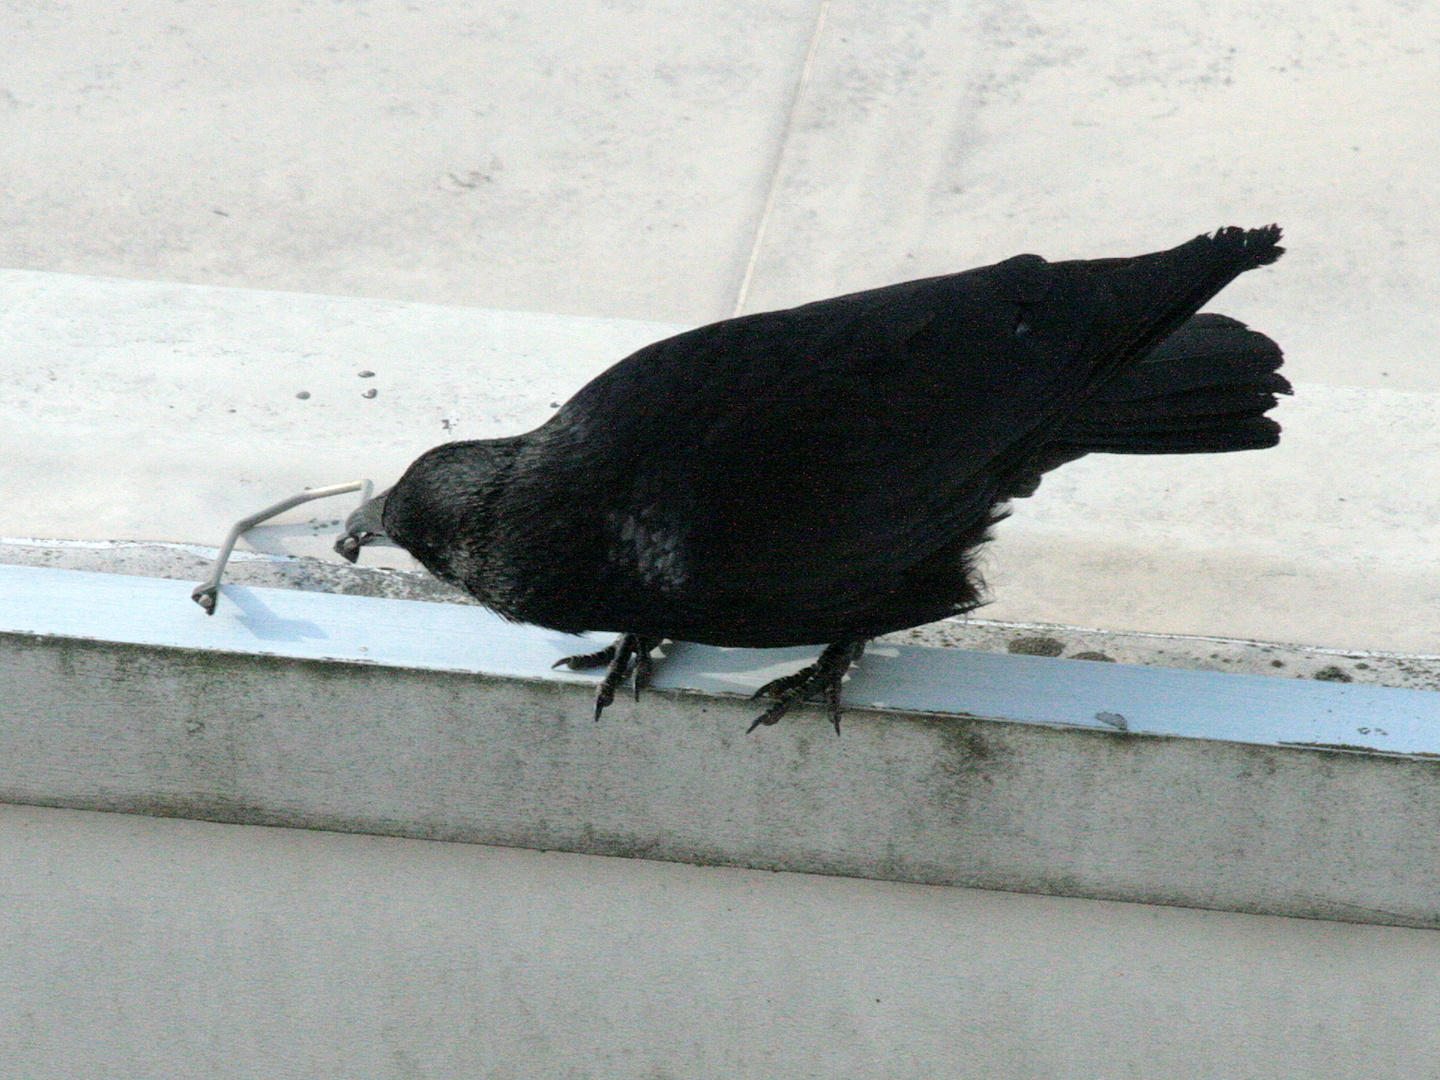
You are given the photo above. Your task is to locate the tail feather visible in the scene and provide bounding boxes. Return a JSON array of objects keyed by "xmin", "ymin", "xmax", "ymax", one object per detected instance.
[
  {"xmin": 999, "ymin": 230, "xmax": 1287, "ymax": 498},
  {"xmin": 1056, "ymin": 312, "xmax": 1289, "ymax": 455},
  {"xmin": 1076, "ymin": 384, "xmax": 1285, "ymax": 426},
  {"xmin": 1060, "ymin": 225, "xmax": 1286, "ymax": 393},
  {"xmin": 1094, "ymin": 313, "xmax": 1289, "ymax": 402},
  {"xmin": 1069, "ymin": 415, "xmax": 1281, "ymax": 454}
]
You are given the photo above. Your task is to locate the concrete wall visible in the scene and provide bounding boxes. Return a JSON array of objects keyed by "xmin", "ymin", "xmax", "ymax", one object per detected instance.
[
  {"xmin": 9, "ymin": 566, "xmax": 1440, "ymax": 926},
  {"xmin": 6, "ymin": 803, "xmax": 1440, "ymax": 1080},
  {"xmin": 4, "ymin": 565, "xmax": 1440, "ymax": 1077}
]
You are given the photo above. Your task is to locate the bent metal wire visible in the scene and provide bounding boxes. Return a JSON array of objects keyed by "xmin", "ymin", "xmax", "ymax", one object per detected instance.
[{"xmin": 191, "ymin": 480, "xmax": 374, "ymax": 615}]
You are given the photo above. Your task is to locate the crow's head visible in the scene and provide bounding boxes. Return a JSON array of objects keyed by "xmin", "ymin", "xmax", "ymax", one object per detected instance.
[{"xmin": 334, "ymin": 488, "xmax": 391, "ymax": 563}]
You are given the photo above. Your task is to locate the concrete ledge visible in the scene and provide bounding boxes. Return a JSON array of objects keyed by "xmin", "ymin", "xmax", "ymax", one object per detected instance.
[
  {"xmin": 8, "ymin": 536, "xmax": 1440, "ymax": 691},
  {"xmin": 4, "ymin": 564, "xmax": 1440, "ymax": 929}
]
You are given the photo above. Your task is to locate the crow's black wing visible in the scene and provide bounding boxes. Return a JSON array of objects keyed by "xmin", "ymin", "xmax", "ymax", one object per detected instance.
[{"xmin": 508, "ymin": 227, "xmax": 1282, "ymax": 640}]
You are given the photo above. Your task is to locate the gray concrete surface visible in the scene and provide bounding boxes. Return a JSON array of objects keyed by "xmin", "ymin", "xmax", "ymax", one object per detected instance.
[
  {"xmin": 1, "ymin": 0, "xmax": 820, "ymax": 323},
  {"xmin": 4, "ymin": 1, "xmax": 1438, "ymax": 394},
  {"xmin": 6, "ymin": 564, "xmax": 1440, "ymax": 928},
  {"xmin": 738, "ymin": 1, "xmax": 1440, "ymax": 396},
  {"xmin": 7, "ymin": 803, "xmax": 1440, "ymax": 1080}
]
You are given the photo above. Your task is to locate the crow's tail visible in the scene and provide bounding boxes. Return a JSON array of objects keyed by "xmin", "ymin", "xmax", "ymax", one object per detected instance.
[
  {"xmin": 1054, "ymin": 313, "xmax": 1290, "ymax": 455},
  {"xmin": 1001, "ymin": 313, "xmax": 1288, "ymax": 498}
]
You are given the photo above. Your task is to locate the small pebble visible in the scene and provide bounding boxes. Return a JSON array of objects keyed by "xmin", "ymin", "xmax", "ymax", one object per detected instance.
[
  {"xmin": 358, "ymin": 370, "xmax": 375, "ymax": 378},
  {"xmin": 296, "ymin": 391, "xmax": 311, "ymax": 400},
  {"xmin": 362, "ymin": 388, "xmax": 378, "ymax": 399}
]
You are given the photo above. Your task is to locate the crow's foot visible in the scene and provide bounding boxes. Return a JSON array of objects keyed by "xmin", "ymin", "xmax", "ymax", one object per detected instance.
[
  {"xmin": 749, "ymin": 640, "xmax": 867, "ymax": 735},
  {"xmin": 554, "ymin": 634, "xmax": 663, "ymax": 720},
  {"xmin": 552, "ymin": 643, "xmax": 617, "ymax": 672}
]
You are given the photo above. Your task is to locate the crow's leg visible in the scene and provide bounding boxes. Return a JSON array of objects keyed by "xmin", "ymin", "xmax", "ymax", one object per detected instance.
[
  {"xmin": 749, "ymin": 639, "xmax": 867, "ymax": 735},
  {"xmin": 553, "ymin": 634, "xmax": 663, "ymax": 720}
]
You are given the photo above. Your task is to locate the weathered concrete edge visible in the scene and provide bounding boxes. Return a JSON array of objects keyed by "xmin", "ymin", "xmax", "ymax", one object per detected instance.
[
  {"xmin": 7, "ymin": 539, "xmax": 1440, "ymax": 691},
  {"xmin": 7, "ymin": 563, "xmax": 1440, "ymax": 755},
  {"xmin": 4, "ymin": 631, "xmax": 1438, "ymax": 929}
]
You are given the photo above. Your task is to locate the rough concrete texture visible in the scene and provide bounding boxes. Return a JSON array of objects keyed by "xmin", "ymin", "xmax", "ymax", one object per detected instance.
[
  {"xmin": 2, "ymin": 1, "xmax": 1437, "ymax": 391},
  {"xmin": 0, "ymin": 1, "xmax": 820, "ymax": 322},
  {"xmin": 4, "ymin": 624, "xmax": 1440, "ymax": 929},
  {"xmin": 7, "ymin": 803, "xmax": 1440, "ymax": 1080}
]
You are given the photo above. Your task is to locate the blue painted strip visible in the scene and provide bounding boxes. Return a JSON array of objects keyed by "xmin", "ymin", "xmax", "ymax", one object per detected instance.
[{"xmin": 2, "ymin": 564, "xmax": 1438, "ymax": 755}]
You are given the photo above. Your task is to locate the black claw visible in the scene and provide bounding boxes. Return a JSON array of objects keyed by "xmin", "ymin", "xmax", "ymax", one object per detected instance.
[
  {"xmin": 745, "ymin": 709, "xmax": 778, "ymax": 735},
  {"xmin": 744, "ymin": 640, "xmax": 866, "ymax": 734},
  {"xmin": 558, "ymin": 634, "xmax": 662, "ymax": 721},
  {"xmin": 824, "ymin": 680, "xmax": 842, "ymax": 736},
  {"xmin": 632, "ymin": 646, "xmax": 654, "ymax": 701},
  {"xmin": 553, "ymin": 644, "xmax": 617, "ymax": 671},
  {"xmin": 593, "ymin": 684, "xmax": 617, "ymax": 722},
  {"xmin": 592, "ymin": 637, "xmax": 638, "ymax": 721}
]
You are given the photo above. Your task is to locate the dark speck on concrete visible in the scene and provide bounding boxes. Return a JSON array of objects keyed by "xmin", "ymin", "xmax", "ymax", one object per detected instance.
[
  {"xmin": 295, "ymin": 391, "xmax": 311, "ymax": 400},
  {"xmin": 1071, "ymin": 651, "xmax": 1114, "ymax": 662},
  {"xmin": 358, "ymin": 370, "xmax": 375, "ymax": 378},
  {"xmin": 362, "ymin": 389, "xmax": 378, "ymax": 399},
  {"xmin": 1008, "ymin": 636, "xmax": 1064, "ymax": 657},
  {"xmin": 1314, "ymin": 665, "xmax": 1353, "ymax": 683}
]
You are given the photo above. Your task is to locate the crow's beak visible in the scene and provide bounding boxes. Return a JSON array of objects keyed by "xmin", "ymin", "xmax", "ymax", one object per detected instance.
[{"xmin": 335, "ymin": 488, "xmax": 391, "ymax": 563}]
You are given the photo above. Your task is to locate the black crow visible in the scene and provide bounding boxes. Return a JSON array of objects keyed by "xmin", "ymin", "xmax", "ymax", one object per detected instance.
[{"xmin": 338, "ymin": 226, "xmax": 1287, "ymax": 732}]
